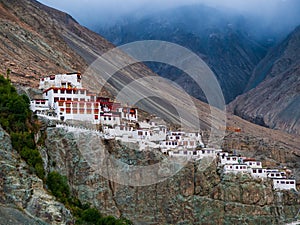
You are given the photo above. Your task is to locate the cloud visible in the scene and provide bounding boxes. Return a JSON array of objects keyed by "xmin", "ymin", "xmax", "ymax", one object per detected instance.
[{"xmin": 38, "ymin": 0, "xmax": 300, "ymax": 29}]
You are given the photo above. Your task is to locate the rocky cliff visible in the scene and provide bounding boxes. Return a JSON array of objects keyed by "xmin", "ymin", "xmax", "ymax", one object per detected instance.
[
  {"xmin": 40, "ymin": 125, "xmax": 300, "ymax": 225},
  {"xmin": 229, "ymin": 26, "xmax": 300, "ymax": 135},
  {"xmin": 0, "ymin": 125, "xmax": 73, "ymax": 224}
]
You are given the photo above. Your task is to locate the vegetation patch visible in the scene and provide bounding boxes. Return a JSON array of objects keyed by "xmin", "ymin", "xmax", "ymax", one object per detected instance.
[
  {"xmin": 0, "ymin": 74, "xmax": 44, "ymax": 179},
  {"xmin": 47, "ymin": 171, "xmax": 133, "ymax": 225}
]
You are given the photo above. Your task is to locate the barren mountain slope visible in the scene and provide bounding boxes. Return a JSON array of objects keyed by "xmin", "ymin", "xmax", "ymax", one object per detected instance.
[{"xmin": 229, "ymin": 26, "xmax": 300, "ymax": 135}]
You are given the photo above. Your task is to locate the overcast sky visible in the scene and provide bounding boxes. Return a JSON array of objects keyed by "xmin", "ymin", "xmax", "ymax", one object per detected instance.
[{"xmin": 38, "ymin": 0, "xmax": 300, "ymax": 29}]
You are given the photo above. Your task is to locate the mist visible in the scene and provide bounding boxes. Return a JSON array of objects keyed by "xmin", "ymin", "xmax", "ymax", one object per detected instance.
[{"xmin": 40, "ymin": 0, "xmax": 300, "ymax": 28}]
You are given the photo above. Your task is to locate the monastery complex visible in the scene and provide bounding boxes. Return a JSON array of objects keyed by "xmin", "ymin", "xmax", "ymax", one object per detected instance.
[{"xmin": 30, "ymin": 73, "xmax": 298, "ymax": 191}]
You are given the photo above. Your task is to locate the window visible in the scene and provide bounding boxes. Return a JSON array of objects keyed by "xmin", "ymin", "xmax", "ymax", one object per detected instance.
[
  {"xmin": 54, "ymin": 89, "xmax": 58, "ymax": 93},
  {"xmin": 58, "ymin": 102, "xmax": 64, "ymax": 106},
  {"xmin": 61, "ymin": 90, "xmax": 65, "ymax": 94},
  {"xmin": 290, "ymin": 181, "xmax": 295, "ymax": 184},
  {"xmin": 67, "ymin": 98, "xmax": 71, "ymax": 101},
  {"xmin": 94, "ymin": 115, "xmax": 98, "ymax": 120},
  {"xmin": 54, "ymin": 97, "xmax": 59, "ymax": 102},
  {"xmin": 258, "ymin": 169, "xmax": 262, "ymax": 173},
  {"xmin": 253, "ymin": 169, "xmax": 256, "ymax": 173},
  {"xmin": 66, "ymin": 90, "xmax": 72, "ymax": 94},
  {"xmin": 280, "ymin": 181, "xmax": 285, "ymax": 184},
  {"xmin": 60, "ymin": 98, "xmax": 65, "ymax": 101},
  {"xmin": 286, "ymin": 181, "xmax": 289, "ymax": 184},
  {"xmin": 66, "ymin": 108, "xmax": 71, "ymax": 114},
  {"xmin": 73, "ymin": 109, "xmax": 78, "ymax": 114}
]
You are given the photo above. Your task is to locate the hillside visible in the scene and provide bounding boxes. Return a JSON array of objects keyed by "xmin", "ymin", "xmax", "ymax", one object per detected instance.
[{"xmin": 229, "ymin": 26, "xmax": 300, "ymax": 135}]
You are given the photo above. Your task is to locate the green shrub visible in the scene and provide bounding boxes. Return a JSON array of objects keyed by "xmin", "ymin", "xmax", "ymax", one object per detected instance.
[
  {"xmin": 46, "ymin": 171, "xmax": 70, "ymax": 203},
  {"xmin": 0, "ymin": 74, "xmax": 44, "ymax": 180}
]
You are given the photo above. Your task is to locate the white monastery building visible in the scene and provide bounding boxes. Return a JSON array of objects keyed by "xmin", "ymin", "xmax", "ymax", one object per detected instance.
[{"xmin": 30, "ymin": 73, "xmax": 138, "ymax": 125}]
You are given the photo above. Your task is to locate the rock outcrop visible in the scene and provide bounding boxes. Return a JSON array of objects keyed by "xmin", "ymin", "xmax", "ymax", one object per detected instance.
[
  {"xmin": 0, "ymin": 126, "xmax": 73, "ymax": 224},
  {"xmin": 42, "ymin": 126, "xmax": 300, "ymax": 225}
]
